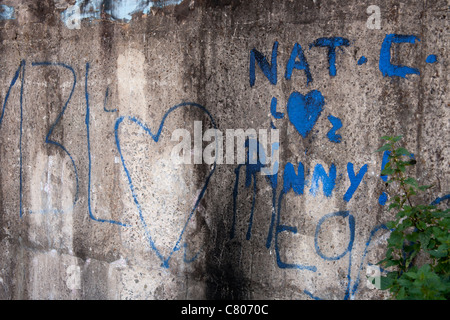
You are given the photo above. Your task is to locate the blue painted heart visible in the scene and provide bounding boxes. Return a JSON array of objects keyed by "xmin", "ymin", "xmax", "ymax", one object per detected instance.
[
  {"xmin": 287, "ymin": 90, "xmax": 325, "ymax": 138},
  {"xmin": 114, "ymin": 102, "xmax": 217, "ymax": 268}
]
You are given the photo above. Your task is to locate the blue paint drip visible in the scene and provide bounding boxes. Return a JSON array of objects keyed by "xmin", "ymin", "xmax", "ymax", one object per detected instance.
[
  {"xmin": 85, "ymin": 63, "xmax": 129, "ymax": 226},
  {"xmin": 285, "ymin": 43, "xmax": 313, "ymax": 85},
  {"xmin": 32, "ymin": 62, "xmax": 79, "ymax": 211},
  {"xmin": 309, "ymin": 163, "xmax": 336, "ymax": 197},
  {"xmin": 326, "ymin": 115, "xmax": 342, "ymax": 143},
  {"xmin": 0, "ymin": 4, "xmax": 15, "ymax": 20},
  {"xmin": 357, "ymin": 56, "xmax": 368, "ymax": 65},
  {"xmin": 379, "ymin": 34, "xmax": 420, "ymax": 78},
  {"xmin": 426, "ymin": 54, "xmax": 437, "ymax": 64},
  {"xmin": 249, "ymin": 41, "xmax": 278, "ymax": 87},
  {"xmin": 270, "ymin": 97, "xmax": 284, "ymax": 119},
  {"xmin": 309, "ymin": 37, "xmax": 350, "ymax": 76},
  {"xmin": 343, "ymin": 163, "xmax": 368, "ymax": 202},
  {"xmin": 115, "ymin": 102, "xmax": 217, "ymax": 268},
  {"xmin": 287, "ymin": 90, "xmax": 325, "ymax": 138}
]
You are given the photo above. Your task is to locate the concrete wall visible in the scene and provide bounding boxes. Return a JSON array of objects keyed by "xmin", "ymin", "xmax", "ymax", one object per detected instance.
[{"xmin": 0, "ymin": 0, "xmax": 448, "ymax": 300}]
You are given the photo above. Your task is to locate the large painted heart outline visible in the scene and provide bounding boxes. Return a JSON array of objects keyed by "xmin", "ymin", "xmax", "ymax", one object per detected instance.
[{"xmin": 114, "ymin": 102, "xmax": 218, "ymax": 268}]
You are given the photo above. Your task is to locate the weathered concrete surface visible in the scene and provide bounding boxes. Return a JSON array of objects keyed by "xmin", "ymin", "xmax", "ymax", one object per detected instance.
[{"xmin": 0, "ymin": 0, "xmax": 448, "ymax": 300}]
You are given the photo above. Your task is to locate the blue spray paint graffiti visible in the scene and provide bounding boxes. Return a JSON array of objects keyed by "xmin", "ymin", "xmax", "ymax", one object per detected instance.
[
  {"xmin": 31, "ymin": 62, "xmax": 80, "ymax": 214},
  {"xmin": 114, "ymin": 102, "xmax": 218, "ymax": 268},
  {"xmin": 61, "ymin": 0, "xmax": 184, "ymax": 27},
  {"xmin": 287, "ymin": 90, "xmax": 325, "ymax": 139},
  {"xmin": 85, "ymin": 62, "xmax": 129, "ymax": 226},
  {"xmin": 0, "ymin": 27, "xmax": 445, "ymax": 298},
  {"xmin": 285, "ymin": 43, "xmax": 313, "ymax": 85},
  {"xmin": 326, "ymin": 115, "xmax": 343, "ymax": 143},
  {"xmin": 379, "ymin": 34, "xmax": 420, "ymax": 78},
  {"xmin": 0, "ymin": 4, "xmax": 15, "ymax": 20},
  {"xmin": 357, "ymin": 56, "xmax": 368, "ymax": 65},
  {"xmin": 309, "ymin": 37, "xmax": 350, "ymax": 77},
  {"xmin": 249, "ymin": 41, "xmax": 278, "ymax": 87},
  {"xmin": 0, "ymin": 61, "xmax": 25, "ymax": 217},
  {"xmin": 425, "ymin": 54, "xmax": 437, "ymax": 64}
]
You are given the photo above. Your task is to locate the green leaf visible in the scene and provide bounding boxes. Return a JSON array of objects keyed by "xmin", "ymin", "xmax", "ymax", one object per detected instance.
[
  {"xmin": 392, "ymin": 135, "xmax": 403, "ymax": 142},
  {"xmin": 376, "ymin": 144, "xmax": 392, "ymax": 153},
  {"xmin": 404, "ymin": 177, "xmax": 419, "ymax": 188},
  {"xmin": 381, "ymin": 136, "xmax": 393, "ymax": 141},
  {"xmin": 388, "ymin": 203, "xmax": 400, "ymax": 211},
  {"xmin": 418, "ymin": 230, "xmax": 431, "ymax": 249},
  {"xmin": 381, "ymin": 168, "xmax": 395, "ymax": 175},
  {"xmin": 428, "ymin": 245, "xmax": 448, "ymax": 258},
  {"xmin": 388, "ymin": 231, "xmax": 404, "ymax": 248},
  {"xmin": 386, "ymin": 221, "xmax": 397, "ymax": 229},
  {"xmin": 395, "ymin": 147, "xmax": 410, "ymax": 156}
]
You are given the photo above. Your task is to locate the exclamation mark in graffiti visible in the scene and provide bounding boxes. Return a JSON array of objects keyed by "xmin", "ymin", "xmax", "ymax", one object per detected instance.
[{"xmin": 378, "ymin": 151, "xmax": 390, "ymax": 205}]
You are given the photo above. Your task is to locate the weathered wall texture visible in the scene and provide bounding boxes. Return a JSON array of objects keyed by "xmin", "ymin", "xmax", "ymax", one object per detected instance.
[{"xmin": 0, "ymin": 0, "xmax": 448, "ymax": 300}]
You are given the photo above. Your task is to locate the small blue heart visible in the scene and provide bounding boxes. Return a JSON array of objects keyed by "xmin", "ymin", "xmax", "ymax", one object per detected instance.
[{"xmin": 287, "ymin": 90, "xmax": 325, "ymax": 138}]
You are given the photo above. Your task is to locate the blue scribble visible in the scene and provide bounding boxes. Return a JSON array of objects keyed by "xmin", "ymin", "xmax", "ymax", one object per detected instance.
[
  {"xmin": 0, "ymin": 4, "xmax": 15, "ymax": 20},
  {"xmin": 309, "ymin": 37, "xmax": 350, "ymax": 76},
  {"xmin": 85, "ymin": 63, "xmax": 129, "ymax": 226},
  {"xmin": 326, "ymin": 115, "xmax": 342, "ymax": 143},
  {"xmin": 282, "ymin": 162, "xmax": 305, "ymax": 195},
  {"xmin": 357, "ymin": 56, "xmax": 368, "ymax": 65},
  {"xmin": 287, "ymin": 90, "xmax": 325, "ymax": 139},
  {"xmin": 231, "ymin": 139, "xmax": 269, "ymax": 241},
  {"xmin": 270, "ymin": 97, "xmax": 284, "ymax": 119},
  {"xmin": 303, "ymin": 290, "xmax": 322, "ymax": 300},
  {"xmin": 309, "ymin": 163, "xmax": 336, "ymax": 197},
  {"xmin": 426, "ymin": 54, "xmax": 437, "ymax": 64},
  {"xmin": 183, "ymin": 243, "xmax": 201, "ymax": 263},
  {"xmin": 379, "ymin": 34, "xmax": 420, "ymax": 78},
  {"xmin": 348, "ymin": 224, "xmax": 389, "ymax": 299},
  {"xmin": 115, "ymin": 102, "xmax": 217, "ymax": 268},
  {"xmin": 249, "ymin": 41, "xmax": 278, "ymax": 87},
  {"xmin": 431, "ymin": 194, "xmax": 450, "ymax": 205},
  {"xmin": 32, "ymin": 62, "xmax": 80, "ymax": 213},
  {"xmin": 285, "ymin": 43, "xmax": 312, "ymax": 85},
  {"xmin": 275, "ymin": 189, "xmax": 317, "ymax": 272},
  {"xmin": 103, "ymin": 87, "xmax": 118, "ymax": 112},
  {"xmin": 0, "ymin": 61, "xmax": 25, "ymax": 217},
  {"xmin": 315, "ymin": 211, "xmax": 355, "ymax": 299}
]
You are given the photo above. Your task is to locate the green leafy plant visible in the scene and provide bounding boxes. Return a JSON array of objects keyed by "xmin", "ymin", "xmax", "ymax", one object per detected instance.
[{"xmin": 371, "ymin": 135, "xmax": 450, "ymax": 300}]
